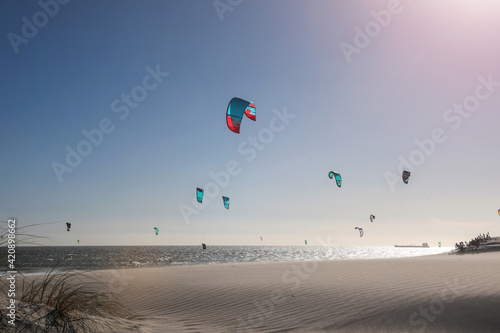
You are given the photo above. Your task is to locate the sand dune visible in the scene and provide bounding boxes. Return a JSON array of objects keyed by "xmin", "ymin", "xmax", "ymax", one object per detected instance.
[
  {"xmin": 12, "ymin": 252, "xmax": 500, "ymax": 332},
  {"xmin": 77, "ymin": 252, "xmax": 500, "ymax": 332}
]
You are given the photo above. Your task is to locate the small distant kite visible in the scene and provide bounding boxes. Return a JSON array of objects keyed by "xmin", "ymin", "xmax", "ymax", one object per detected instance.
[
  {"xmin": 438, "ymin": 242, "xmax": 441, "ymax": 247},
  {"xmin": 370, "ymin": 214, "xmax": 375, "ymax": 223},
  {"xmin": 355, "ymin": 227, "xmax": 364, "ymax": 237},
  {"xmin": 329, "ymin": 171, "xmax": 342, "ymax": 187},
  {"xmin": 154, "ymin": 227, "xmax": 159, "ymax": 235},
  {"xmin": 402, "ymin": 170, "xmax": 411, "ymax": 184},
  {"xmin": 196, "ymin": 188, "xmax": 204, "ymax": 203},
  {"xmin": 222, "ymin": 196, "xmax": 230, "ymax": 209},
  {"xmin": 498, "ymin": 209, "xmax": 500, "ymax": 216},
  {"xmin": 66, "ymin": 222, "xmax": 71, "ymax": 232},
  {"xmin": 305, "ymin": 240, "xmax": 308, "ymax": 245},
  {"xmin": 260, "ymin": 236, "xmax": 263, "ymax": 241},
  {"xmin": 202, "ymin": 243, "xmax": 207, "ymax": 250},
  {"xmin": 226, "ymin": 97, "xmax": 256, "ymax": 133}
]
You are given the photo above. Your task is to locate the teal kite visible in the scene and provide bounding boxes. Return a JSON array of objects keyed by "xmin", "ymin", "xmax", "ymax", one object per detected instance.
[
  {"xmin": 222, "ymin": 196, "xmax": 230, "ymax": 209},
  {"xmin": 329, "ymin": 171, "xmax": 342, "ymax": 187},
  {"xmin": 196, "ymin": 188, "xmax": 204, "ymax": 203},
  {"xmin": 154, "ymin": 227, "xmax": 159, "ymax": 235}
]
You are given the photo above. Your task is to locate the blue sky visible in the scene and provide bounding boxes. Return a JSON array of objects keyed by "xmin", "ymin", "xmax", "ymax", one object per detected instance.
[{"xmin": 2, "ymin": 0, "xmax": 500, "ymax": 246}]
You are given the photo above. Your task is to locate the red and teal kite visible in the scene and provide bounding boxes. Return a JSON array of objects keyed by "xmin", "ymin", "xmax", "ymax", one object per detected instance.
[{"xmin": 226, "ymin": 97, "xmax": 256, "ymax": 133}]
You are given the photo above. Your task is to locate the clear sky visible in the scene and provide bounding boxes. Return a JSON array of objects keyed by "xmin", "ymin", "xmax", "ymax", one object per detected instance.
[{"xmin": 2, "ymin": 0, "xmax": 500, "ymax": 247}]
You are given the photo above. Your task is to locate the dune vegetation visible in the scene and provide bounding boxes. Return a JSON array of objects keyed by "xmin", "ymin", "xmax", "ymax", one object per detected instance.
[
  {"xmin": 1, "ymin": 221, "xmax": 135, "ymax": 332},
  {"xmin": 453, "ymin": 232, "xmax": 496, "ymax": 253}
]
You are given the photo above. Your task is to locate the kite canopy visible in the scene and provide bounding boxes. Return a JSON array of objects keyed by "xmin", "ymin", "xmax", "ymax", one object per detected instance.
[
  {"xmin": 402, "ymin": 170, "xmax": 411, "ymax": 184},
  {"xmin": 154, "ymin": 227, "xmax": 159, "ymax": 235},
  {"xmin": 329, "ymin": 171, "xmax": 342, "ymax": 187},
  {"xmin": 226, "ymin": 97, "xmax": 256, "ymax": 133},
  {"xmin": 438, "ymin": 242, "xmax": 442, "ymax": 247},
  {"xmin": 196, "ymin": 188, "xmax": 204, "ymax": 203},
  {"xmin": 66, "ymin": 222, "xmax": 71, "ymax": 232},
  {"xmin": 222, "ymin": 196, "xmax": 230, "ymax": 209},
  {"xmin": 305, "ymin": 240, "xmax": 308, "ymax": 245},
  {"xmin": 202, "ymin": 243, "xmax": 207, "ymax": 250},
  {"xmin": 355, "ymin": 227, "xmax": 364, "ymax": 237},
  {"xmin": 370, "ymin": 214, "xmax": 375, "ymax": 222},
  {"xmin": 498, "ymin": 209, "xmax": 500, "ymax": 216}
]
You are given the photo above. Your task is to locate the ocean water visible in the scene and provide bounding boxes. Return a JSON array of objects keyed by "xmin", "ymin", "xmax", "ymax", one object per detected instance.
[{"xmin": 5, "ymin": 246, "xmax": 452, "ymax": 274}]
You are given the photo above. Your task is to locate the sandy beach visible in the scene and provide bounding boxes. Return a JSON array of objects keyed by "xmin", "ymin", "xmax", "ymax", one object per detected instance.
[{"xmin": 46, "ymin": 252, "xmax": 498, "ymax": 332}]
